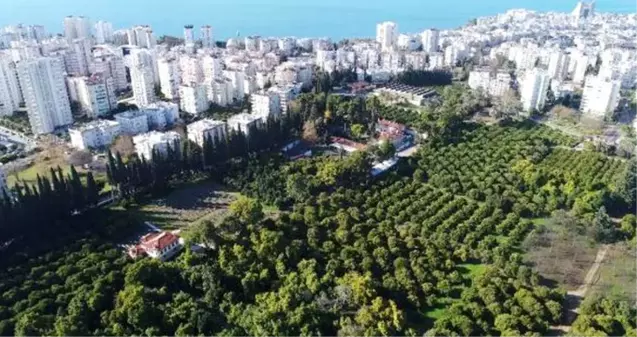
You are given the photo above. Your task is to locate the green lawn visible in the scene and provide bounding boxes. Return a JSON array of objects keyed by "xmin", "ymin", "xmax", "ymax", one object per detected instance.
[
  {"xmin": 7, "ymin": 160, "xmax": 111, "ymax": 194},
  {"xmin": 459, "ymin": 263, "xmax": 487, "ymax": 279},
  {"xmin": 523, "ymin": 215, "xmax": 600, "ymax": 291},
  {"xmin": 589, "ymin": 242, "xmax": 637, "ymax": 302},
  {"xmin": 6, "ymin": 161, "xmax": 72, "ymax": 187},
  {"xmin": 126, "ymin": 181, "xmax": 239, "ymax": 230},
  {"xmin": 423, "ymin": 301, "xmax": 451, "ymax": 320}
]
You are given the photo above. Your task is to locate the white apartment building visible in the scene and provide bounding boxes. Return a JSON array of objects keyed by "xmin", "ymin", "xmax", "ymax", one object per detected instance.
[
  {"xmin": 428, "ymin": 52, "xmax": 445, "ymax": 70},
  {"xmin": 9, "ymin": 41, "xmax": 42, "ymax": 62},
  {"xmin": 278, "ymin": 38, "xmax": 296, "ymax": 55},
  {"xmin": 490, "ymin": 72, "xmax": 513, "ymax": 97},
  {"xmin": 251, "ymin": 91, "xmax": 281, "ymax": 120},
  {"xmin": 202, "ymin": 56, "xmax": 222, "ymax": 81},
  {"xmin": 69, "ymin": 119, "xmax": 121, "ymax": 150},
  {"xmin": 397, "ymin": 34, "xmax": 420, "ymax": 51},
  {"xmin": 376, "ymin": 22, "xmax": 398, "ymax": 51},
  {"xmin": 133, "ymin": 131, "xmax": 181, "ymax": 160},
  {"xmin": 66, "ymin": 74, "xmax": 117, "ymax": 118},
  {"xmin": 201, "ymin": 25, "xmax": 213, "ymax": 48},
  {"xmin": 571, "ymin": 53, "xmax": 593, "ymax": 85},
  {"xmin": 444, "ymin": 45, "xmax": 466, "ymax": 67},
  {"xmin": 179, "ymin": 84, "xmax": 208, "ymax": 115},
  {"xmin": 18, "ymin": 57, "xmax": 73, "ymax": 134},
  {"xmin": 127, "ymin": 25, "xmax": 156, "ymax": 49},
  {"xmin": 421, "ymin": 29, "xmax": 439, "ymax": 53},
  {"xmin": 95, "ymin": 21, "xmax": 114, "ymax": 44},
  {"xmin": 179, "ymin": 55, "xmax": 203, "ymax": 84},
  {"xmin": 5, "ymin": 24, "xmax": 46, "ymax": 43},
  {"xmin": 130, "ymin": 56, "xmax": 157, "ymax": 107},
  {"xmin": 187, "ymin": 118, "xmax": 226, "ymax": 146},
  {"xmin": 468, "ymin": 69, "xmax": 512, "ymax": 97},
  {"xmin": 547, "ymin": 51, "xmax": 569, "ymax": 80},
  {"xmin": 183, "ymin": 25, "xmax": 195, "ymax": 46},
  {"xmin": 520, "ymin": 68, "xmax": 551, "ymax": 113},
  {"xmin": 572, "ymin": 1, "xmax": 595, "ymax": 25},
  {"xmin": 244, "ymin": 76, "xmax": 257, "ymax": 96},
  {"xmin": 0, "ymin": 55, "xmax": 22, "ymax": 116},
  {"xmin": 207, "ymin": 79, "xmax": 233, "ymax": 107},
  {"xmin": 158, "ymin": 57, "xmax": 180, "ymax": 99},
  {"xmin": 227, "ymin": 113, "xmax": 261, "ymax": 136},
  {"xmin": 111, "ymin": 30, "xmax": 129, "ymax": 46},
  {"xmin": 245, "ymin": 36, "xmax": 260, "ymax": 52},
  {"xmin": 468, "ymin": 70, "xmax": 490, "ymax": 92},
  {"xmin": 270, "ymin": 85, "xmax": 299, "ymax": 113},
  {"xmin": 65, "ymin": 38, "xmax": 92, "ymax": 76},
  {"xmin": 130, "ymin": 48, "xmax": 159, "ymax": 84},
  {"xmin": 580, "ymin": 75, "xmax": 620, "ymax": 118},
  {"xmin": 63, "ymin": 16, "xmax": 91, "ymax": 40},
  {"xmin": 91, "ymin": 47, "xmax": 128, "ymax": 91},
  {"xmin": 114, "ymin": 110, "xmax": 149, "ymax": 135},
  {"xmin": 142, "ymin": 101, "xmax": 179, "ymax": 130},
  {"xmin": 405, "ymin": 52, "xmax": 427, "ymax": 70},
  {"xmin": 224, "ymin": 70, "xmax": 245, "ymax": 101}
]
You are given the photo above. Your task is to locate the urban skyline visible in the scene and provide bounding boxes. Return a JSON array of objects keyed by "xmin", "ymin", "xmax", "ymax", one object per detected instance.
[{"xmin": 2, "ymin": 0, "xmax": 636, "ymax": 40}]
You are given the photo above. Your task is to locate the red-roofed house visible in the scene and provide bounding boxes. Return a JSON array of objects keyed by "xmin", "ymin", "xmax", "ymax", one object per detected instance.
[
  {"xmin": 376, "ymin": 119, "xmax": 409, "ymax": 149},
  {"xmin": 330, "ymin": 136, "xmax": 367, "ymax": 153},
  {"xmin": 128, "ymin": 231, "xmax": 184, "ymax": 261}
]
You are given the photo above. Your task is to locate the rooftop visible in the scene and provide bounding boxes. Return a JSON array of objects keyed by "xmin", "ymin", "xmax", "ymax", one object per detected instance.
[
  {"xmin": 228, "ymin": 113, "xmax": 261, "ymax": 124},
  {"xmin": 115, "ymin": 110, "xmax": 147, "ymax": 119},
  {"xmin": 70, "ymin": 119, "xmax": 119, "ymax": 132},
  {"xmin": 144, "ymin": 101, "xmax": 178, "ymax": 111},
  {"xmin": 188, "ymin": 118, "xmax": 226, "ymax": 129},
  {"xmin": 133, "ymin": 131, "xmax": 181, "ymax": 143},
  {"xmin": 379, "ymin": 83, "xmax": 438, "ymax": 97},
  {"xmin": 330, "ymin": 136, "xmax": 367, "ymax": 151}
]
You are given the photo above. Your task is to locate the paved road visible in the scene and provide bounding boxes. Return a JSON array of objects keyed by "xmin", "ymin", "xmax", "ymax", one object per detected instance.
[{"xmin": 0, "ymin": 125, "xmax": 37, "ymax": 150}]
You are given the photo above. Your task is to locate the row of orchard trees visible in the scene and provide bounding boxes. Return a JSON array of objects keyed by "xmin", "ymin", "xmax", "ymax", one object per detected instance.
[
  {"xmin": 107, "ymin": 112, "xmax": 304, "ymax": 201},
  {"xmin": 0, "ymin": 166, "xmax": 100, "ymax": 244}
]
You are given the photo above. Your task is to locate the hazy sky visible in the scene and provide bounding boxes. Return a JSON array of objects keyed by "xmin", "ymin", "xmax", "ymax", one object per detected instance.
[{"xmin": 2, "ymin": 0, "xmax": 635, "ymax": 39}]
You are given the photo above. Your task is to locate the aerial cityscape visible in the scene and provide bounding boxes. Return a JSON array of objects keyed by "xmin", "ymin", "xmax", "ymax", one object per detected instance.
[{"xmin": 0, "ymin": 1, "xmax": 635, "ymax": 336}]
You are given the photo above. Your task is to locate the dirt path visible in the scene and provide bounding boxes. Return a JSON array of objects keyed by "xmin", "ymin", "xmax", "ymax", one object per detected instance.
[
  {"xmin": 548, "ymin": 245, "xmax": 609, "ymax": 335},
  {"xmin": 571, "ymin": 245, "xmax": 608, "ymax": 298}
]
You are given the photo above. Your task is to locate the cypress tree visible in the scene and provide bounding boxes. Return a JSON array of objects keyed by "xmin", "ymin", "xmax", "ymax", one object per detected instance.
[
  {"xmin": 69, "ymin": 166, "xmax": 85, "ymax": 211},
  {"xmin": 181, "ymin": 139, "xmax": 191, "ymax": 177},
  {"xmin": 106, "ymin": 150, "xmax": 117, "ymax": 186},
  {"xmin": 203, "ymin": 134, "xmax": 214, "ymax": 169},
  {"xmin": 85, "ymin": 172, "xmax": 99, "ymax": 207}
]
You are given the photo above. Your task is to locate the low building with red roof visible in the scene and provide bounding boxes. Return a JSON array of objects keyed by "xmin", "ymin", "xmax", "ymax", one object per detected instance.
[
  {"xmin": 376, "ymin": 119, "xmax": 411, "ymax": 150},
  {"xmin": 128, "ymin": 231, "xmax": 184, "ymax": 261},
  {"xmin": 330, "ymin": 136, "xmax": 367, "ymax": 153}
]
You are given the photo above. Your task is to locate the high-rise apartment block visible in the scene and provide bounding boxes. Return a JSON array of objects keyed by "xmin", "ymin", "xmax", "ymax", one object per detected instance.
[
  {"xmin": 18, "ymin": 57, "xmax": 73, "ymax": 134},
  {"xmin": 376, "ymin": 22, "xmax": 397, "ymax": 51},
  {"xmin": 0, "ymin": 55, "xmax": 22, "ymax": 116},
  {"xmin": 421, "ymin": 29, "xmax": 439, "ymax": 53},
  {"xmin": 95, "ymin": 21, "xmax": 114, "ymax": 44},
  {"xmin": 580, "ymin": 75, "xmax": 620, "ymax": 118},
  {"xmin": 520, "ymin": 68, "xmax": 551, "ymax": 113},
  {"xmin": 63, "ymin": 16, "xmax": 91, "ymax": 40}
]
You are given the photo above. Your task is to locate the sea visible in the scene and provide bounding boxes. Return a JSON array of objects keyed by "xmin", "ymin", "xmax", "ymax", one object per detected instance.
[{"xmin": 1, "ymin": 0, "xmax": 635, "ymax": 40}]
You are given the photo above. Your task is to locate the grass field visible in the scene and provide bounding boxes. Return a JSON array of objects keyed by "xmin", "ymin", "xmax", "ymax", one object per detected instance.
[
  {"xmin": 6, "ymin": 156, "xmax": 71, "ymax": 187},
  {"xmin": 588, "ymin": 242, "xmax": 637, "ymax": 302},
  {"xmin": 127, "ymin": 180, "xmax": 239, "ymax": 230},
  {"xmin": 523, "ymin": 214, "xmax": 600, "ymax": 291},
  {"xmin": 7, "ymin": 158, "xmax": 111, "ymax": 193}
]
